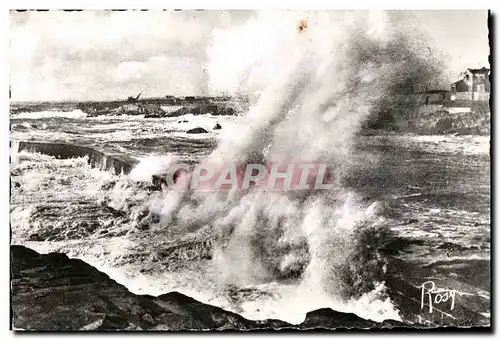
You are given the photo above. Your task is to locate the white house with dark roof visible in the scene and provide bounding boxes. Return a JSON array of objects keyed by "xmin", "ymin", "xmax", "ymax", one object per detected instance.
[{"xmin": 450, "ymin": 67, "xmax": 490, "ymax": 101}]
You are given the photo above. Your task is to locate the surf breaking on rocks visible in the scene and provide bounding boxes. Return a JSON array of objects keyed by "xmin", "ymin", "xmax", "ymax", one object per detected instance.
[
  {"xmin": 110, "ymin": 10, "xmax": 443, "ymax": 323},
  {"xmin": 13, "ymin": 10, "xmax": 445, "ymax": 324}
]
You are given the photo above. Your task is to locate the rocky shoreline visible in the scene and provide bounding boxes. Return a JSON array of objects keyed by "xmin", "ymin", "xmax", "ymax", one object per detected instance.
[
  {"xmin": 10, "ymin": 245, "xmax": 405, "ymax": 331},
  {"xmin": 11, "ymin": 98, "xmax": 490, "ymax": 137},
  {"xmin": 10, "ymin": 96, "xmax": 241, "ymax": 119}
]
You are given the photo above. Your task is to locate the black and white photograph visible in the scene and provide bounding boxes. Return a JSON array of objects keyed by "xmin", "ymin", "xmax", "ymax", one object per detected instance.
[{"xmin": 9, "ymin": 9, "xmax": 491, "ymax": 331}]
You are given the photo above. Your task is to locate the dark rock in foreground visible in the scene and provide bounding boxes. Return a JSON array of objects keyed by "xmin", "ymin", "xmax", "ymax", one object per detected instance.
[
  {"xmin": 10, "ymin": 245, "xmax": 403, "ymax": 331},
  {"xmin": 213, "ymin": 123, "xmax": 222, "ymax": 130},
  {"xmin": 186, "ymin": 127, "xmax": 208, "ymax": 134}
]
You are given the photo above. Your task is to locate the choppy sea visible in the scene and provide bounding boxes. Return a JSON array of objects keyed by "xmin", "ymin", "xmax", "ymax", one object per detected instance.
[{"xmin": 10, "ymin": 109, "xmax": 490, "ymax": 325}]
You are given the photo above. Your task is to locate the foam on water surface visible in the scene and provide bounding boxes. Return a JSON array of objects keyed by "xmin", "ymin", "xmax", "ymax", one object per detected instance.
[
  {"xmin": 9, "ymin": 10, "xmax": 490, "ymax": 327},
  {"xmin": 12, "ymin": 109, "xmax": 87, "ymax": 119}
]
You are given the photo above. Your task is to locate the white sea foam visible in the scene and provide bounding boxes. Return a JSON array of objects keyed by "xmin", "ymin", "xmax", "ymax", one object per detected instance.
[
  {"xmin": 12, "ymin": 10, "xmax": 449, "ymax": 325},
  {"xmin": 122, "ymin": 10, "xmax": 443, "ymax": 322},
  {"xmin": 12, "ymin": 109, "xmax": 87, "ymax": 119},
  {"xmin": 128, "ymin": 154, "xmax": 179, "ymax": 182}
]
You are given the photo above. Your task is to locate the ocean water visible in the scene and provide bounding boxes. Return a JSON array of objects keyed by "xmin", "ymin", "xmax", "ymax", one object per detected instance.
[
  {"xmin": 10, "ymin": 110, "xmax": 490, "ymax": 325},
  {"xmin": 8, "ymin": 11, "xmax": 491, "ymax": 327}
]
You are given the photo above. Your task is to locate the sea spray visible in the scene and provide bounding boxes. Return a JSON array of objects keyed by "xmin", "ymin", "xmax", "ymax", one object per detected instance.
[
  {"xmin": 129, "ymin": 154, "xmax": 179, "ymax": 183},
  {"xmin": 100, "ymin": 10, "xmax": 443, "ymax": 322}
]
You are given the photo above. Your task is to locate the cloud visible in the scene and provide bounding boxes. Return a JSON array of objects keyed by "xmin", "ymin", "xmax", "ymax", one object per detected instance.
[
  {"xmin": 113, "ymin": 61, "xmax": 150, "ymax": 82},
  {"xmin": 9, "ymin": 10, "xmax": 489, "ymax": 102},
  {"xmin": 9, "ymin": 10, "xmax": 252, "ymax": 101}
]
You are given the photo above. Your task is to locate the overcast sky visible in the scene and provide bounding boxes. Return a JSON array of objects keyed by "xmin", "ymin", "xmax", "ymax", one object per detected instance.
[{"xmin": 10, "ymin": 10, "xmax": 490, "ymax": 102}]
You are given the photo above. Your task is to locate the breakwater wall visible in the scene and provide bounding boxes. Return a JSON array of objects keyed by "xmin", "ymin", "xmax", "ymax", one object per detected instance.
[{"xmin": 16, "ymin": 141, "xmax": 139, "ymax": 176}]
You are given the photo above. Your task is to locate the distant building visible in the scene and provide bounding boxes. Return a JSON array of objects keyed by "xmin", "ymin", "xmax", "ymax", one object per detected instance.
[{"xmin": 450, "ymin": 67, "xmax": 490, "ymax": 101}]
